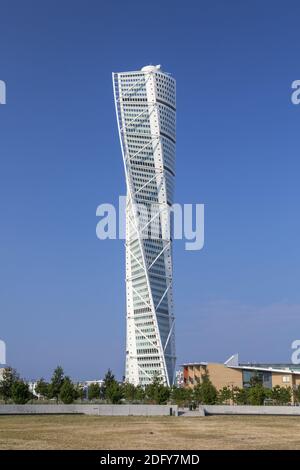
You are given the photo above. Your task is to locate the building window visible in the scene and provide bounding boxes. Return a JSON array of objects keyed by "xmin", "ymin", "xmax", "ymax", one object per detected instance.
[{"xmin": 242, "ymin": 370, "xmax": 272, "ymax": 389}]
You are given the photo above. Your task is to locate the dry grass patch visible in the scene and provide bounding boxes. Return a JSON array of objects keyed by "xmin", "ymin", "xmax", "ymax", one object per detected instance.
[{"xmin": 0, "ymin": 415, "xmax": 300, "ymax": 450}]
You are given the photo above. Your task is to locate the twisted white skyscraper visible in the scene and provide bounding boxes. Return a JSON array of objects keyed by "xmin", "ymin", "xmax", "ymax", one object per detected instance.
[{"xmin": 113, "ymin": 65, "xmax": 176, "ymax": 386}]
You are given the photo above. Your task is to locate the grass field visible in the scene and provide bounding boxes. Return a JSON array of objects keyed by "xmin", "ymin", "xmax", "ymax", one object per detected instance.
[{"xmin": 0, "ymin": 415, "xmax": 300, "ymax": 450}]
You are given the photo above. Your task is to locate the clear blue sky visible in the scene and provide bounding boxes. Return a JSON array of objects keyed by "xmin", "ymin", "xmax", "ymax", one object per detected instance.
[{"xmin": 1, "ymin": 0, "xmax": 299, "ymax": 380}]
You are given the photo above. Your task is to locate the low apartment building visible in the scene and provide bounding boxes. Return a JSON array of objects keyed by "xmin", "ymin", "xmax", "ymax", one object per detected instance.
[{"xmin": 182, "ymin": 354, "xmax": 300, "ymax": 391}]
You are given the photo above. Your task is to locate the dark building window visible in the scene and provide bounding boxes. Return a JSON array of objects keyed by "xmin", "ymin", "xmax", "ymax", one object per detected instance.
[{"xmin": 242, "ymin": 370, "xmax": 272, "ymax": 389}]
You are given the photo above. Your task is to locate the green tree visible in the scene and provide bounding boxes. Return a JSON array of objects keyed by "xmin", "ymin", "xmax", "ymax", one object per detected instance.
[
  {"xmin": 231, "ymin": 387, "xmax": 248, "ymax": 405},
  {"xmin": 59, "ymin": 377, "xmax": 76, "ymax": 404},
  {"xmin": 74, "ymin": 384, "xmax": 85, "ymax": 401},
  {"xmin": 122, "ymin": 382, "xmax": 137, "ymax": 403},
  {"xmin": 218, "ymin": 386, "xmax": 231, "ymax": 404},
  {"xmin": 280, "ymin": 386, "xmax": 292, "ymax": 405},
  {"xmin": 101, "ymin": 369, "xmax": 116, "ymax": 399},
  {"xmin": 106, "ymin": 381, "xmax": 123, "ymax": 404},
  {"xmin": 88, "ymin": 383, "xmax": 101, "ymax": 401},
  {"xmin": 101, "ymin": 369, "xmax": 124, "ymax": 403},
  {"xmin": 0, "ymin": 368, "xmax": 19, "ymax": 403},
  {"xmin": 271, "ymin": 386, "xmax": 292, "ymax": 405},
  {"xmin": 193, "ymin": 373, "xmax": 217, "ymax": 405},
  {"xmin": 294, "ymin": 385, "xmax": 300, "ymax": 404},
  {"xmin": 171, "ymin": 386, "xmax": 192, "ymax": 407},
  {"xmin": 121, "ymin": 382, "xmax": 147, "ymax": 403},
  {"xmin": 247, "ymin": 384, "xmax": 267, "ymax": 405},
  {"xmin": 11, "ymin": 380, "xmax": 31, "ymax": 404},
  {"xmin": 121, "ymin": 384, "xmax": 146, "ymax": 403},
  {"xmin": 135, "ymin": 385, "xmax": 146, "ymax": 402},
  {"xmin": 145, "ymin": 375, "xmax": 170, "ymax": 404},
  {"xmin": 35, "ymin": 378, "xmax": 50, "ymax": 399},
  {"xmin": 49, "ymin": 366, "xmax": 64, "ymax": 403}
]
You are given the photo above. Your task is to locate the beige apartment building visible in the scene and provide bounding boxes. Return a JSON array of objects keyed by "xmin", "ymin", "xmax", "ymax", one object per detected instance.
[{"xmin": 182, "ymin": 354, "xmax": 300, "ymax": 392}]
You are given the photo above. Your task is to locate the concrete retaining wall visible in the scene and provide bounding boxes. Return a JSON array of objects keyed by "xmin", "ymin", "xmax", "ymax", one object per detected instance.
[
  {"xmin": 200, "ymin": 405, "xmax": 300, "ymax": 416},
  {"xmin": 0, "ymin": 404, "xmax": 178, "ymax": 416},
  {"xmin": 2, "ymin": 404, "xmax": 299, "ymax": 417}
]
